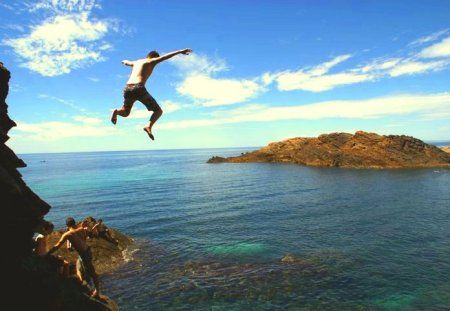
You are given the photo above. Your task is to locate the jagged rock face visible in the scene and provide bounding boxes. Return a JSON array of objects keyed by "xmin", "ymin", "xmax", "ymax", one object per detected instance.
[
  {"xmin": 208, "ymin": 131, "xmax": 450, "ymax": 168},
  {"xmin": 1, "ymin": 66, "xmax": 118, "ymax": 310},
  {"xmin": 1, "ymin": 64, "xmax": 50, "ymax": 264}
]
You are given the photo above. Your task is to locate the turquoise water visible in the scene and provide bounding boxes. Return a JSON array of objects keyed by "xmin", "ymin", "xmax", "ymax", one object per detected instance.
[{"xmin": 20, "ymin": 148, "xmax": 450, "ymax": 310}]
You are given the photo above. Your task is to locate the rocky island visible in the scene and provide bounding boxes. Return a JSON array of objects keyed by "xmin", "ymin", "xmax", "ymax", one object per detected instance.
[{"xmin": 208, "ymin": 131, "xmax": 450, "ymax": 169}]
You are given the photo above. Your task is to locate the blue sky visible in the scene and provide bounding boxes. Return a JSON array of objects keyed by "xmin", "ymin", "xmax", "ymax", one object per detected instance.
[{"xmin": 1, "ymin": 0, "xmax": 450, "ymax": 153}]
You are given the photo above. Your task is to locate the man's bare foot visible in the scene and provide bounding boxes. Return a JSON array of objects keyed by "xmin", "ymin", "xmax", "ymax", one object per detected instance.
[
  {"xmin": 143, "ymin": 127, "xmax": 154, "ymax": 140},
  {"xmin": 111, "ymin": 109, "xmax": 118, "ymax": 125}
]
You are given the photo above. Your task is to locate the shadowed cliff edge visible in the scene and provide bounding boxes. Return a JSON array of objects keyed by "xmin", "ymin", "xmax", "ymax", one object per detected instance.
[
  {"xmin": 1, "ymin": 65, "xmax": 124, "ymax": 310},
  {"xmin": 208, "ymin": 131, "xmax": 450, "ymax": 169}
]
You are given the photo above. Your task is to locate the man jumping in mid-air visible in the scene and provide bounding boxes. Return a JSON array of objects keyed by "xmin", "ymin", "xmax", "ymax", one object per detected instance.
[{"xmin": 111, "ymin": 48, "xmax": 192, "ymax": 140}]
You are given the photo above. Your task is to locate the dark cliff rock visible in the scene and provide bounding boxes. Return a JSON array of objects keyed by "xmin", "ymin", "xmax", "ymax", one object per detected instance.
[
  {"xmin": 208, "ymin": 131, "xmax": 450, "ymax": 169},
  {"xmin": 1, "ymin": 65, "xmax": 119, "ymax": 310}
]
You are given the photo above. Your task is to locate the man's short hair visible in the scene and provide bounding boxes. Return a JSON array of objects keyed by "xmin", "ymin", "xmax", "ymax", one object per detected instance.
[
  {"xmin": 66, "ymin": 217, "xmax": 76, "ymax": 228},
  {"xmin": 98, "ymin": 219, "xmax": 103, "ymax": 223},
  {"xmin": 147, "ymin": 51, "xmax": 160, "ymax": 58}
]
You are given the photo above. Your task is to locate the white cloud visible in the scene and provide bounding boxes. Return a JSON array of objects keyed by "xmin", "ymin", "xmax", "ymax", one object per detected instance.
[
  {"xmin": 361, "ymin": 58, "xmax": 402, "ymax": 73},
  {"xmin": 265, "ymin": 55, "xmax": 374, "ymax": 92},
  {"xmin": 158, "ymin": 92, "xmax": 450, "ymax": 129},
  {"xmin": 171, "ymin": 54, "xmax": 264, "ymax": 107},
  {"xmin": 27, "ymin": 0, "xmax": 100, "ymax": 13},
  {"xmin": 163, "ymin": 100, "xmax": 183, "ymax": 113},
  {"xmin": 389, "ymin": 60, "xmax": 449, "ymax": 77},
  {"xmin": 265, "ymin": 33, "xmax": 450, "ymax": 93},
  {"xmin": 410, "ymin": 29, "xmax": 449, "ymax": 46},
  {"xmin": 15, "ymin": 119, "xmax": 115, "ymax": 140},
  {"xmin": 129, "ymin": 100, "xmax": 184, "ymax": 119},
  {"xmin": 72, "ymin": 115, "xmax": 102, "ymax": 124},
  {"xmin": 88, "ymin": 77, "xmax": 100, "ymax": 82},
  {"xmin": 276, "ymin": 71, "xmax": 371, "ymax": 92},
  {"xmin": 3, "ymin": 0, "xmax": 115, "ymax": 76},
  {"xmin": 177, "ymin": 74, "xmax": 263, "ymax": 107},
  {"xmin": 170, "ymin": 53, "xmax": 227, "ymax": 75},
  {"xmin": 38, "ymin": 94, "xmax": 86, "ymax": 111},
  {"xmin": 420, "ymin": 37, "xmax": 450, "ymax": 58}
]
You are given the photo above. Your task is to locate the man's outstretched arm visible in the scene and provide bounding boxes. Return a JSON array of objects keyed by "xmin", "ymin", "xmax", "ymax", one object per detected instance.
[
  {"xmin": 152, "ymin": 48, "xmax": 192, "ymax": 64},
  {"xmin": 122, "ymin": 60, "xmax": 134, "ymax": 66},
  {"xmin": 48, "ymin": 233, "xmax": 68, "ymax": 254}
]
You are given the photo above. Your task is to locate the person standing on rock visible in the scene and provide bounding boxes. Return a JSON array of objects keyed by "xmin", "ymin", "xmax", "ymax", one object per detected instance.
[
  {"xmin": 92, "ymin": 219, "xmax": 118, "ymax": 245},
  {"xmin": 48, "ymin": 217, "xmax": 101, "ymax": 299},
  {"xmin": 111, "ymin": 48, "xmax": 193, "ymax": 141}
]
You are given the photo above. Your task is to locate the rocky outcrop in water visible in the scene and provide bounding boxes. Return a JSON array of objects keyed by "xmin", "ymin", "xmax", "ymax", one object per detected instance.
[
  {"xmin": 1, "ymin": 64, "xmax": 119, "ymax": 310},
  {"xmin": 208, "ymin": 131, "xmax": 450, "ymax": 169},
  {"xmin": 50, "ymin": 217, "xmax": 133, "ymax": 275}
]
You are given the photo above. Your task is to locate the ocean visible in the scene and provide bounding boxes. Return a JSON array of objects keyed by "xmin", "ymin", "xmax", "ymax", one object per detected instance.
[{"xmin": 19, "ymin": 147, "xmax": 450, "ymax": 310}]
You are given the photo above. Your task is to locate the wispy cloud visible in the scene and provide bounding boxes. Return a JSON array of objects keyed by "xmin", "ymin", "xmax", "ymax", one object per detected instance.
[
  {"xmin": 419, "ymin": 36, "xmax": 450, "ymax": 58},
  {"xmin": 129, "ymin": 100, "xmax": 185, "ymax": 119},
  {"xmin": 262, "ymin": 54, "xmax": 375, "ymax": 92},
  {"xmin": 177, "ymin": 74, "xmax": 263, "ymax": 107},
  {"xmin": 3, "ymin": 0, "xmax": 117, "ymax": 76},
  {"xmin": 72, "ymin": 115, "xmax": 102, "ymax": 124},
  {"xmin": 159, "ymin": 92, "xmax": 450, "ymax": 129},
  {"xmin": 260, "ymin": 31, "xmax": 450, "ymax": 93},
  {"xmin": 169, "ymin": 53, "xmax": 227, "ymax": 75},
  {"xmin": 15, "ymin": 119, "xmax": 116, "ymax": 140},
  {"xmin": 38, "ymin": 94, "xmax": 86, "ymax": 112},
  {"xmin": 388, "ymin": 59, "xmax": 449, "ymax": 77},
  {"xmin": 171, "ymin": 54, "xmax": 265, "ymax": 107},
  {"xmin": 26, "ymin": 0, "xmax": 100, "ymax": 13},
  {"xmin": 410, "ymin": 29, "xmax": 449, "ymax": 46}
]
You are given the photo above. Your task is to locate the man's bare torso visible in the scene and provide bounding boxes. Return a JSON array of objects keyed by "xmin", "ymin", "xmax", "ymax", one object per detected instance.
[
  {"xmin": 66, "ymin": 228, "xmax": 89, "ymax": 254},
  {"xmin": 127, "ymin": 59, "xmax": 156, "ymax": 85}
]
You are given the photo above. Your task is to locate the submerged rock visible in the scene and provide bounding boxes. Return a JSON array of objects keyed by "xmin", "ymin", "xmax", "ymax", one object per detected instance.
[{"xmin": 208, "ymin": 131, "xmax": 450, "ymax": 169}]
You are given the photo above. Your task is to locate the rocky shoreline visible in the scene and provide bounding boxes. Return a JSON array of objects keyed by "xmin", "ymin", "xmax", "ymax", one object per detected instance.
[
  {"xmin": 2, "ymin": 64, "xmax": 124, "ymax": 310},
  {"xmin": 208, "ymin": 131, "xmax": 450, "ymax": 169}
]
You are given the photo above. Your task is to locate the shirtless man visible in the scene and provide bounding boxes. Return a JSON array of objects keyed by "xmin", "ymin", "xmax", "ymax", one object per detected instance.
[
  {"xmin": 48, "ymin": 217, "xmax": 100, "ymax": 298},
  {"xmin": 111, "ymin": 48, "xmax": 193, "ymax": 140}
]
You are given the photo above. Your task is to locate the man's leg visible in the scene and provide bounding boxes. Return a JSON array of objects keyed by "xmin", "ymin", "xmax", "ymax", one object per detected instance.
[
  {"xmin": 85, "ymin": 260, "xmax": 100, "ymax": 298},
  {"xmin": 111, "ymin": 100, "xmax": 134, "ymax": 125},
  {"xmin": 140, "ymin": 94, "xmax": 163, "ymax": 140}
]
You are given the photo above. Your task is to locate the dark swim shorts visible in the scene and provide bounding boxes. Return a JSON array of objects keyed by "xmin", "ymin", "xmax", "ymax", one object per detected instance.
[{"xmin": 123, "ymin": 83, "xmax": 161, "ymax": 112}]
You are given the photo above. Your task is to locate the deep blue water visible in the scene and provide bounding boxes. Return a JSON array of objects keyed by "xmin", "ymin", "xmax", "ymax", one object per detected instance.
[{"xmin": 19, "ymin": 148, "xmax": 450, "ymax": 310}]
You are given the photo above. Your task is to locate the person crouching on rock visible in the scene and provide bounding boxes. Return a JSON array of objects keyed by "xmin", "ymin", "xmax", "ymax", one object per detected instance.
[
  {"xmin": 34, "ymin": 222, "xmax": 69, "ymax": 277},
  {"xmin": 92, "ymin": 219, "xmax": 119, "ymax": 245},
  {"xmin": 48, "ymin": 217, "xmax": 101, "ymax": 299}
]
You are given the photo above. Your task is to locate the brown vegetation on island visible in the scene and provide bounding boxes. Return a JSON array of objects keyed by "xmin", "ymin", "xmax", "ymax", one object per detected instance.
[{"xmin": 208, "ymin": 131, "xmax": 450, "ymax": 169}]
